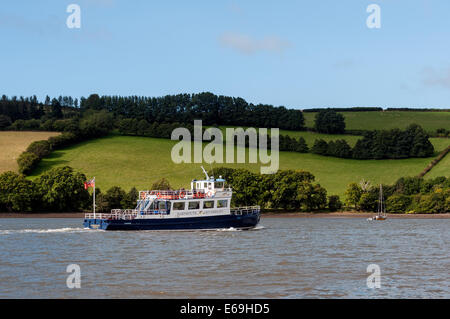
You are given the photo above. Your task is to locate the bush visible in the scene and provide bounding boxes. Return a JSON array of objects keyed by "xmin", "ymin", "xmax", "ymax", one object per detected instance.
[
  {"xmin": 0, "ymin": 171, "xmax": 38, "ymax": 212},
  {"xmin": 36, "ymin": 166, "xmax": 89, "ymax": 211},
  {"xmin": 328, "ymin": 195, "xmax": 343, "ymax": 211},
  {"xmin": 151, "ymin": 178, "xmax": 172, "ymax": 190},
  {"xmin": 79, "ymin": 110, "xmax": 113, "ymax": 138},
  {"xmin": 17, "ymin": 152, "xmax": 40, "ymax": 174},
  {"xmin": 386, "ymin": 194, "xmax": 411, "ymax": 213},
  {"xmin": 105, "ymin": 186, "xmax": 127, "ymax": 210},
  {"xmin": 26, "ymin": 140, "xmax": 51, "ymax": 158}
]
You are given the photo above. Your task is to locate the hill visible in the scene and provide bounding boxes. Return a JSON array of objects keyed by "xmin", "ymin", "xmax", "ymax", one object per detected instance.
[
  {"xmin": 28, "ymin": 134, "xmax": 449, "ymax": 197},
  {"xmin": 0, "ymin": 131, "xmax": 60, "ymax": 173},
  {"xmin": 303, "ymin": 111, "xmax": 450, "ymax": 132}
]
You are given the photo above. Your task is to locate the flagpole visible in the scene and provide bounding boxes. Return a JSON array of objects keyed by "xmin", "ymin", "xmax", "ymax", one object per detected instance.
[{"xmin": 93, "ymin": 177, "xmax": 96, "ymax": 219}]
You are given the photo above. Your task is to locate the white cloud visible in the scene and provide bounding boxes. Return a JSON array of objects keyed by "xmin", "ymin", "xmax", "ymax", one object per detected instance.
[
  {"xmin": 422, "ymin": 67, "xmax": 450, "ymax": 89},
  {"xmin": 219, "ymin": 32, "xmax": 291, "ymax": 55}
]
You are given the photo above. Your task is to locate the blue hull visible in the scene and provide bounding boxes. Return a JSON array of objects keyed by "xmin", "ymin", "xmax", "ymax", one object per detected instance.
[{"xmin": 83, "ymin": 213, "xmax": 260, "ymax": 231}]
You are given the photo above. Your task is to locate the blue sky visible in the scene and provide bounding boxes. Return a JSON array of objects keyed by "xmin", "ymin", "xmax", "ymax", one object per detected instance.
[{"xmin": 1, "ymin": 0, "xmax": 450, "ymax": 109}]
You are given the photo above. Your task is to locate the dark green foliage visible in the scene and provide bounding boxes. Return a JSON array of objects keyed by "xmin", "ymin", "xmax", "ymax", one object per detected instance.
[
  {"xmin": 26, "ymin": 140, "xmax": 51, "ymax": 158},
  {"xmin": 50, "ymin": 98, "xmax": 63, "ymax": 119},
  {"xmin": 328, "ymin": 195, "xmax": 343, "ymax": 211},
  {"xmin": 80, "ymin": 92, "xmax": 305, "ymax": 130},
  {"xmin": 358, "ymin": 191, "xmax": 378, "ymax": 212},
  {"xmin": 314, "ymin": 109, "xmax": 346, "ymax": 134},
  {"xmin": 0, "ymin": 171, "xmax": 38, "ymax": 212},
  {"xmin": 47, "ymin": 132, "xmax": 79, "ymax": 149},
  {"xmin": 344, "ymin": 183, "xmax": 362, "ymax": 210},
  {"xmin": 352, "ymin": 124, "xmax": 434, "ymax": 159},
  {"xmin": 17, "ymin": 152, "xmax": 40, "ymax": 174},
  {"xmin": 0, "ymin": 115, "xmax": 11, "ymax": 129},
  {"xmin": 345, "ymin": 176, "xmax": 449, "ymax": 213},
  {"xmin": 9, "ymin": 119, "xmax": 41, "ymax": 131},
  {"xmin": 211, "ymin": 167, "xmax": 326, "ymax": 211},
  {"xmin": 79, "ymin": 110, "xmax": 113, "ymax": 138},
  {"xmin": 409, "ymin": 191, "xmax": 449, "ymax": 214},
  {"xmin": 386, "ymin": 195, "xmax": 412, "ymax": 213},
  {"xmin": 36, "ymin": 166, "xmax": 89, "ymax": 211},
  {"xmin": 279, "ymin": 135, "xmax": 309, "ymax": 153},
  {"xmin": 121, "ymin": 187, "xmax": 139, "ymax": 209},
  {"xmin": 311, "ymin": 139, "xmax": 329, "ymax": 155},
  {"xmin": 151, "ymin": 178, "xmax": 172, "ymax": 190},
  {"xmin": 104, "ymin": 186, "xmax": 127, "ymax": 210}
]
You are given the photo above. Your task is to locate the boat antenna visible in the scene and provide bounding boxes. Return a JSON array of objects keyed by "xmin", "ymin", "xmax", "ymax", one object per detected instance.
[
  {"xmin": 201, "ymin": 166, "xmax": 209, "ymax": 180},
  {"xmin": 209, "ymin": 162, "xmax": 214, "ymax": 179}
]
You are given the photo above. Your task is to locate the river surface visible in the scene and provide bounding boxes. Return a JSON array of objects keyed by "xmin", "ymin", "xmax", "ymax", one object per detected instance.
[{"xmin": 0, "ymin": 217, "xmax": 448, "ymax": 298}]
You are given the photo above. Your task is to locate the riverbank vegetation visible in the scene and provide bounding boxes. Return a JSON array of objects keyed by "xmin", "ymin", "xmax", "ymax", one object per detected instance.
[{"xmin": 344, "ymin": 176, "xmax": 450, "ymax": 214}]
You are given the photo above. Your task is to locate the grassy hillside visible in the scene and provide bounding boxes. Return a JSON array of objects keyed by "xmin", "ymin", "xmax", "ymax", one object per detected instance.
[
  {"xmin": 0, "ymin": 131, "xmax": 60, "ymax": 173},
  {"xmin": 303, "ymin": 111, "xmax": 450, "ymax": 132},
  {"xmin": 426, "ymin": 149, "xmax": 450, "ymax": 178},
  {"xmin": 28, "ymin": 135, "xmax": 449, "ymax": 197}
]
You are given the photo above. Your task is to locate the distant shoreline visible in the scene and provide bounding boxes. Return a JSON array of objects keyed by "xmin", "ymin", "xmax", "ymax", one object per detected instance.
[
  {"xmin": 0, "ymin": 212, "xmax": 449, "ymax": 219},
  {"xmin": 261, "ymin": 212, "xmax": 450, "ymax": 219}
]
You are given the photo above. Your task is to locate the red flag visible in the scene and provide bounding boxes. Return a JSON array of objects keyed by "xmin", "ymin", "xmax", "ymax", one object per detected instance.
[{"xmin": 84, "ymin": 178, "xmax": 95, "ymax": 189}]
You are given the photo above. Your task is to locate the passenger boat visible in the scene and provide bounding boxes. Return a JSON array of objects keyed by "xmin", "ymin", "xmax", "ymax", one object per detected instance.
[{"xmin": 83, "ymin": 167, "xmax": 260, "ymax": 231}]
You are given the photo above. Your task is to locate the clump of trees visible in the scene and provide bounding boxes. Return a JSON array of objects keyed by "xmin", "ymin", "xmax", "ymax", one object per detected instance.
[
  {"xmin": 344, "ymin": 176, "xmax": 450, "ymax": 214},
  {"xmin": 352, "ymin": 124, "xmax": 434, "ymax": 159},
  {"xmin": 209, "ymin": 167, "xmax": 334, "ymax": 211},
  {"xmin": 311, "ymin": 124, "xmax": 435, "ymax": 160},
  {"xmin": 0, "ymin": 167, "xmax": 89, "ymax": 212},
  {"xmin": 0, "ymin": 166, "xmax": 141, "ymax": 213},
  {"xmin": 314, "ymin": 109, "xmax": 346, "ymax": 134}
]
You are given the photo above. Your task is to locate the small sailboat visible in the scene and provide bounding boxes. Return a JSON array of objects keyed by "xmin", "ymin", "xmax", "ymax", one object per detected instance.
[{"xmin": 368, "ymin": 184, "xmax": 387, "ymax": 221}]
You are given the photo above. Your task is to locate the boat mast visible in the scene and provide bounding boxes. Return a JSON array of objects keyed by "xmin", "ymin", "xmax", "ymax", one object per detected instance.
[{"xmin": 378, "ymin": 184, "xmax": 385, "ymax": 216}]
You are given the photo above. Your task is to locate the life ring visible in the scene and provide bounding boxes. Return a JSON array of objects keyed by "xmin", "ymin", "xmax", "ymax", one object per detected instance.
[
  {"xmin": 206, "ymin": 191, "xmax": 212, "ymax": 197},
  {"xmin": 157, "ymin": 192, "xmax": 162, "ymax": 199},
  {"xmin": 179, "ymin": 191, "xmax": 186, "ymax": 199}
]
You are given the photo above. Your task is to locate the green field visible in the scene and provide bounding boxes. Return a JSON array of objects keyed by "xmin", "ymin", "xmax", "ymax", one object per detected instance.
[
  {"xmin": 426, "ymin": 148, "xmax": 450, "ymax": 179},
  {"xmin": 303, "ymin": 111, "xmax": 450, "ymax": 132},
  {"xmin": 217, "ymin": 126, "xmax": 362, "ymax": 147},
  {"xmin": 29, "ymin": 135, "xmax": 449, "ymax": 198}
]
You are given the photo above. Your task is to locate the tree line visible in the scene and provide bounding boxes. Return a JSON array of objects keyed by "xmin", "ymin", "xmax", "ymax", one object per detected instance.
[
  {"xmin": 208, "ymin": 167, "xmax": 341, "ymax": 211},
  {"xmin": 0, "ymin": 166, "xmax": 339, "ymax": 213},
  {"xmin": 0, "ymin": 93, "xmax": 305, "ymax": 131},
  {"xmin": 344, "ymin": 176, "xmax": 449, "ymax": 214},
  {"xmin": 311, "ymin": 124, "xmax": 435, "ymax": 159}
]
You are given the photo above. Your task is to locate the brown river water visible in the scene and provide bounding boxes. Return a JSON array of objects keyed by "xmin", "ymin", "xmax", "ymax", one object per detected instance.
[{"xmin": 0, "ymin": 217, "xmax": 448, "ymax": 298}]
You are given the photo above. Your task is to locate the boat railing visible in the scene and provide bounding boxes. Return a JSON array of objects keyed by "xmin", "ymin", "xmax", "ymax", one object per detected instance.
[
  {"xmin": 139, "ymin": 188, "xmax": 232, "ymax": 200},
  {"xmin": 85, "ymin": 209, "xmax": 139, "ymax": 220},
  {"xmin": 230, "ymin": 206, "xmax": 260, "ymax": 216}
]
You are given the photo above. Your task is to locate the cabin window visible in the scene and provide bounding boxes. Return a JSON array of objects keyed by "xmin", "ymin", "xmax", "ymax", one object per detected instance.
[
  {"xmin": 173, "ymin": 202, "xmax": 185, "ymax": 211},
  {"xmin": 204, "ymin": 182, "xmax": 207, "ymax": 188},
  {"xmin": 188, "ymin": 201, "xmax": 200, "ymax": 210},
  {"xmin": 158, "ymin": 202, "xmax": 166, "ymax": 210},
  {"xmin": 215, "ymin": 182, "xmax": 224, "ymax": 189},
  {"xmin": 203, "ymin": 200, "xmax": 214, "ymax": 209},
  {"xmin": 217, "ymin": 200, "xmax": 228, "ymax": 208}
]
